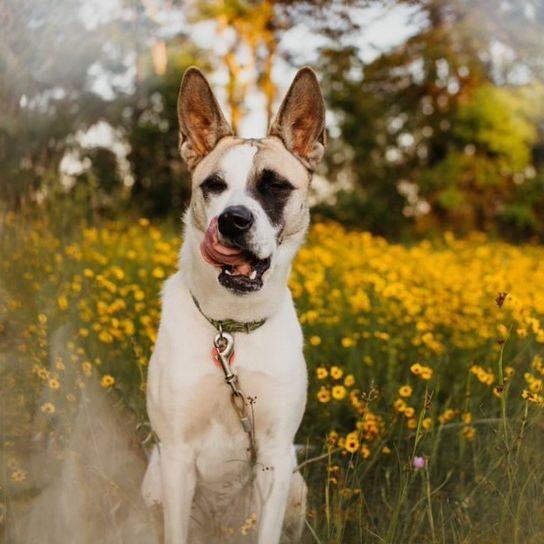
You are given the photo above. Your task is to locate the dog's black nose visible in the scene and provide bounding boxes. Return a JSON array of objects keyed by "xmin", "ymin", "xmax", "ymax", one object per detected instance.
[{"xmin": 218, "ymin": 206, "xmax": 254, "ymax": 238}]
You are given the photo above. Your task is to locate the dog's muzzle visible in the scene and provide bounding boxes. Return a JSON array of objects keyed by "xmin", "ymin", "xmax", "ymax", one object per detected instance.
[{"xmin": 200, "ymin": 214, "xmax": 271, "ymax": 294}]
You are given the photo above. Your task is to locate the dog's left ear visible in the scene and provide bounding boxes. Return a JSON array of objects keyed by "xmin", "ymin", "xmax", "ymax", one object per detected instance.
[
  {"xmin": 178, "ymin": 67, "xmax": 233, "ymax": 170},
  {"xmin": 268, "ymin": 67, "xmax": 326, "ymax": 170}
]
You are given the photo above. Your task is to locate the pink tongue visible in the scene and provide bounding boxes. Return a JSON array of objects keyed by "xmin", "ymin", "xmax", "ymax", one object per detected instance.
[{"xmin": 200, "ymin": 217, "xmax": 253, "ymax": 276}]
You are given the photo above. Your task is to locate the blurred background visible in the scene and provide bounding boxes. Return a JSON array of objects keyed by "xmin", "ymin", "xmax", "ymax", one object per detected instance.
[{"xmin": 2, "ymin": 0, "xmax": 544, "ymax": 239}]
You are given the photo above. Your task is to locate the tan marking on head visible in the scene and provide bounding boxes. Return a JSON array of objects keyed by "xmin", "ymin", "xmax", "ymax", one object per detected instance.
[{"xmin": 252, "ymin": 137, "xmax": 310, "ymax": 190}]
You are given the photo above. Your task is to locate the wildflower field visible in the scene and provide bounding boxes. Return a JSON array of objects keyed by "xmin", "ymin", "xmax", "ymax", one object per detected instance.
[{"xmin": 1, "ymin": 213, "xmax": 543, "ymax": 543}]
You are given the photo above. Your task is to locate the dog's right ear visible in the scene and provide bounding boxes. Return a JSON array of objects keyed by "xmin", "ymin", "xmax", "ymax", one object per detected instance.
[{"xmin": 177, "ymin": 67, "xmax": 233, "ymax": 170}]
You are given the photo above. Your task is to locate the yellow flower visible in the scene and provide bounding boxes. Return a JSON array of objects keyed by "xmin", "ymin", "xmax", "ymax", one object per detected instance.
[
  {"xmin": 316, "ymin": 366, "xmax": 328, "ymax": 380},
  {"xmin": 330, "ymin": 366, "xmax": 343, "ymax": 380},
  {"xmin": 410, "ymin": 362, "xmax": 433, "ymax": 380},
  {"xmin": 81, "ymin": 361, "xmax": 92, "ymax": 376},
  {"xmin": 100, "ymin": 375, "xmax": 115, "ymax": 388},
  {"xmin": 521, "ymin": 389, "xmax": 534, "ymax": 401},
  {"xmin": 360, "ymin": 444, "xmax": 371, "ymax": 458},
  {"xmin": 461, "ymin": 412, "xmax": 472, "ymax": 424},
  {"xmin": 404, "ymin": 407, "xmax": 415, "ymax": 418},
  {"xmin": 98, "ymin": 331, "xmax": 113, "ymax": 344},
  {"xmin": 309, "ymin": 335, "xmax": 321, "ymax": 346},
  {"xmin": 438, "ymin": 408, "xmax": 456, "ymax": 424},
  {"xmin": 493, "ymin": 386, "xmax": 504, "ymax": 398},
  {"xmin": 422, "ymin": 417, "xmax": 433, "ymax": 429},
  {"xmin": 462, "ymin": 426, "xmax": 476, "ymax": 440},
  {"xmin": 420, "ymin": 367, "xmax": 433, "ymax": 380},
  {"xmin": 382, "ymin": 446, "xmax": 391, "ymax": 454},
  {"xmin": 470, "ymin": 365, "xmax": 495, "ymax": 385},
  {"xmin": 317, "ymin": 387, "xmax": 331, "ymax": 403},
  {"xmin": 394, "ymin": 398, "xmax": 407, "ymax": 413},
  {"xmin": 57, "ymin": 295, "xmax": 68, "ymax": 311},
  {"xmin": 152, "ymin": 267, "xmax": 165, "ymax": 279},
  {"xmin": 327, "ymin": 431, "xmax": 339, "ymax": 446},
  {"xmin": 344, "ymin": 374, "xmax": 355, "ymax": 387},
  {"xmin": 406, "ymin": 418, "xmax": 417, "ymax": 429},
  {"xmin": 341, "ymin": 337, "xmax": 355, "ymax": 348},
  {"xmin": 497, "ymin": 323, "xmax": 508, "ymax": 340},
  {"xmin": 11, "ymin": 468, "xmax": 28, "ymax": 482},
  {"xmin": 332, "ymin": 385, "xmax": 347, "ymax": 400},
  {"xmin": 40, "ymin": 402, "xmax": 55, "ymax": 414},
  {"xmin": 48, "ymin": 378, "xmax": 60, "ymax": 390},
  {"xmin": 398, "ymin": 385, "xmax": 413, "ymax": 397},
  {"xmin": 521, "ymin": 389, "xmax": 544, "ymax": 405},
  {"xmin": 529, "ymin": 379, "xmax": 542, "ymax": 393},
  {"xmin": 344, "ymin": 432, "xmax": 360, "ymax": 453}
]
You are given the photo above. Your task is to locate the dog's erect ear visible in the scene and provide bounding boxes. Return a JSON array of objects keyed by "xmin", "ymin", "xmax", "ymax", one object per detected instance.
[
  {"xmin": 268, "ymin": 67, "xmax": 326, "ymax": 170},
  {"xmin": 177, "ymin": 67, "xmax": 233, "ymax": 170}
]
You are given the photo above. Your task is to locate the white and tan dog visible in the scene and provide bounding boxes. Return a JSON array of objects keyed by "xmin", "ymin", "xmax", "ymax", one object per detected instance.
[{"xmin": 142, "ymin": 66, "xmax": 326, "ymax": 544}]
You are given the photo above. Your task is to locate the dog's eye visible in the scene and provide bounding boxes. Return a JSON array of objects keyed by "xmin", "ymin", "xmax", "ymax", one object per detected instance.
[
  {"xmin": 200, "ymin": 175, "xmax": 227, "ymax": 195},
  {"xmin": 257, "ymin": 170, "xmax": 294, "ymax": 194}
]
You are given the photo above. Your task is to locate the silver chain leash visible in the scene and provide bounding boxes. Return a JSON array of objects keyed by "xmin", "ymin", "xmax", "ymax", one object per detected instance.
[{"xmin": 213, "ymin": 325, "xmax": 257, "ymax": 462}]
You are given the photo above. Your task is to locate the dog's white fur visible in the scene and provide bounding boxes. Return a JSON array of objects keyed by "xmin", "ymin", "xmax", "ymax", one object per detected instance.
[{"xmin": 142, "ymin": 67, "xmax": 325, "ymax": 544}]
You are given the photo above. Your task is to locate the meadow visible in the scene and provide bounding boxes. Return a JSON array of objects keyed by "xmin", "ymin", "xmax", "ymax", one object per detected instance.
[{"xmin": 1, "ymin": 212, "xmax": 543, "ymax": 543}]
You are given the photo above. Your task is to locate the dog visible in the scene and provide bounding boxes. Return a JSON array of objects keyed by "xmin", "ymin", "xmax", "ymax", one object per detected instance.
[{"xmin": 142, "ymin": 66, "xmax": 326, "ymax": 544}]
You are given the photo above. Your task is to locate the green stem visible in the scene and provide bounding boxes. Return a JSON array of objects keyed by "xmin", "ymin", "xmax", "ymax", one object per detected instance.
[{"xmin": 424, "ymin": 467, "xmax": 436, "ymax": 542}]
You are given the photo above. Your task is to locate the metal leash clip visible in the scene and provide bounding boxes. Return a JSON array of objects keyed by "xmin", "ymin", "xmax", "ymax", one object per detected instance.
[{"xmin": 213, "ymin": 328, "xmax": 252, "ymax": 434}]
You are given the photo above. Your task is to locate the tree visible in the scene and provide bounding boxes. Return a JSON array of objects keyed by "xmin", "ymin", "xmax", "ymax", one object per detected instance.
[
  {"xmin": 318, "ymin": 0, "xmax": 544, "ymax": 239},
  {"xmin": 120, "ymin": 41, "xmax": 208, "ymax": 217},
  {"xmin": 0, "ymin": 0, "xmax": 148, "ymax": 208}
]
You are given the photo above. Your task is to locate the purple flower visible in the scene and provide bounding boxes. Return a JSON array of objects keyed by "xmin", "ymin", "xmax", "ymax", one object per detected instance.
[{"xmin": 412, "ymin": 456, "xmax": 426, "ymax": 470}]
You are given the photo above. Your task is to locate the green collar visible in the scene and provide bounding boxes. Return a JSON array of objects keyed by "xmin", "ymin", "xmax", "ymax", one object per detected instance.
[{"xmin": 191, "ymin": 294, "xmax": 267, "ymax": 334}]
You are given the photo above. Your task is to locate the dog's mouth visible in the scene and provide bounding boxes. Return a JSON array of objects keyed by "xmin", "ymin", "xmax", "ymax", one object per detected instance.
[
  {"xmin": 218, "ymin": 255, "xmax": 271, "ymax": 293},
  {"xmin": 200, "ymin": 217, "xmax": 271, "ymax": 294}
]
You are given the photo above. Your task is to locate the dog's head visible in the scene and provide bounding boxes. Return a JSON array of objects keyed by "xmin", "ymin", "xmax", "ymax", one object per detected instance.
[{"xmin": 178, "ymin": 67, "xmax": 325, "ymax": 296}]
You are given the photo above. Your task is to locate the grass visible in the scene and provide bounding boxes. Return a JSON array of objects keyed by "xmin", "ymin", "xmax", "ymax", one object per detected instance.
[{"xmin": 1, "ymin": 210, "xmax": 543, "ymax": 543}]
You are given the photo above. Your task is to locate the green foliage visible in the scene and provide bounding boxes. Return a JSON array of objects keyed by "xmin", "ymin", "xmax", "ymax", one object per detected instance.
[
  {"xmin": 319, "ymin": 1, "xmax": 544, "ymax": 240},
  {"xmin": 455, "ymin": 86, "xmax": 536, "ymax": 171},
  {"xmin": 118, "ymin": 44, "xmax": 209, "ymax": 217},
  {"xmin": 417, "ymin": 84, "xmax": 543, "ymax": 235}
]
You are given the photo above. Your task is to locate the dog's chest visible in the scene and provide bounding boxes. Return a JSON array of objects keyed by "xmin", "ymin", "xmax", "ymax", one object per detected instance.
[
  {"xmin": 147, "ymin": 276, "xmax": 307, "ymax": 482},
  {"xmin": 184, "ymin": 368, "xmax": 280, "ymax": 483}
]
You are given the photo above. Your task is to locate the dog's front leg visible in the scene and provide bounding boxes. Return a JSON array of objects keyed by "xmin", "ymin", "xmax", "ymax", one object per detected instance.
[
  {"xmin": 255, "ymin": 444, "xmax": 296, "ymax": 544},
  {"xmin": 160, "ymin": 441, "xmax": 196, "ymax": 544}
]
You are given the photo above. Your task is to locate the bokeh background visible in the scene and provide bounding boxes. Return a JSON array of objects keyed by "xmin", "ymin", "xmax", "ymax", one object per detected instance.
[
  {"xmin": 2, "ymin": 0, "xmax": 544, "ymax": 237},
  {"xmin": 1, "ymin": 1, "xmax": 544, "ymax": 543}
]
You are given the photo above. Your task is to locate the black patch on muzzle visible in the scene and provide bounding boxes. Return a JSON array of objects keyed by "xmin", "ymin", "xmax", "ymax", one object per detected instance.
[{"xmin": 250, "ymin": 169, "xmax": 294, "ymax": 226}]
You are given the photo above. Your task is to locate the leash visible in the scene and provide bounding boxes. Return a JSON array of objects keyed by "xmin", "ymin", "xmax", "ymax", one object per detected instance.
[{"xmin": 192, "ymin": 294, "xmax": 265, "ymax": 464}]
